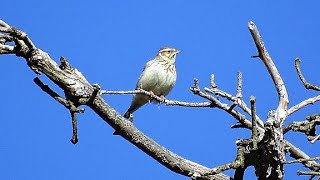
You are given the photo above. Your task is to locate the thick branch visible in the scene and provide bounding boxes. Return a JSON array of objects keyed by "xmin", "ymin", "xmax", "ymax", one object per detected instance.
[
  {"xmin": 0, "ymin": 19, "xmax": 230, "ymax": 180},
  {"xmin": 248, "ymin": 21, "xmax": 289, "ymax": 124}
]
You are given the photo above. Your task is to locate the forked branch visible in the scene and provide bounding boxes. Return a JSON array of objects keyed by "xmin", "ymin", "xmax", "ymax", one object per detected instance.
[
  {"xmin": 0, "ymin": 19, "xmax": 230, "ymax": 180},
  {"xmin": 248, "ymin": 21, "xmax": 289, "ymax": 125}
]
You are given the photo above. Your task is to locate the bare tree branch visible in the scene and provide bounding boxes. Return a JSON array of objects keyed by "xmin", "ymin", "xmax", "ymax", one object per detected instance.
[
  {"xmin": 2, "ymin": 18, "xmax": 320, "ymax": 180},
  {"xmin": 190, "ymin": 79, "xmax": 255, "ymax": 131},
  {"xmin": 295, "ymin": 58, "xmax": 320, "ymax": 91},
  {"xmin": 250, "ymin": 96, "xmax": 258, "ymax": 150},
  {"xmin": 236, "ymin": 71, "xmax": 243, "ymax": 98},
  {"xmin": 202, "ymin": 147, "xmax": 245, "ymax": 177},
  {"xmin": 297, "ymin": 170, "xmax": 320, "ymax": 176},
  {"xmin": 248, "ymin": 21, "xmax": 289, "ymax": 125},
  {"xmin": 284, "ymin": 157, "xmax": 320, "ymax": 164},
  {"xmin": 286, "ymin": 141, "xmax": 320, "ymax": 172},
  {"xmin": 101, "ymin": 89, "xmax": 213, "ymax": 108},
  {"xmin": 204, "ymin": 73, "xmax": 265, "ymax": 130},
  {"xmin": 33, "ymin": 77, "xmax": 85, "ymax": 144},
  {"xmin": 0, "ymin": 19, "xmax": 231, "ymax": 180},
  {"xmin": 288, "ymin": 95, "xmax": 320, "ymax": 116}
]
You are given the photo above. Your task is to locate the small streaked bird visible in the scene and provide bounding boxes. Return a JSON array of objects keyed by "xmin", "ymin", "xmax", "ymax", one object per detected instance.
[{"xmin": 124, "ymin": 47, "xmax": 180, "ymax": 120}]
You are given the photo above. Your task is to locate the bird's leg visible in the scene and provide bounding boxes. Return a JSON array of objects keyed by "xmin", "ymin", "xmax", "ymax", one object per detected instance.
[{"xmin": 148, "ymin": 91, "xmax": 155, "ymax": 103}]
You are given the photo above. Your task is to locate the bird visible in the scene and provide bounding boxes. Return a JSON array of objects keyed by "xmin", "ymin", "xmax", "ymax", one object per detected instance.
[{"xmin": 124, "ymin": 47, "xmax": 180, "ymax": 120}]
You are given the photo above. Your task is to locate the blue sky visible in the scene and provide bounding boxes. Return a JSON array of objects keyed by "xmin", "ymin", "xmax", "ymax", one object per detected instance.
[{"xmin": 1, "ymin": 1, "xmax": 320, "ymax": 179}]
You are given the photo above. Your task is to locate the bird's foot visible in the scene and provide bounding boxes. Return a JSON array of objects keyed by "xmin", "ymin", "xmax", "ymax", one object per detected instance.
[
  {"xmin": 159, "ymin": 95, "xmax": 166, "ymax": 103},
  {"xmin": 148, "ymin": 91, "xmax": 156, "ymax": 103}
]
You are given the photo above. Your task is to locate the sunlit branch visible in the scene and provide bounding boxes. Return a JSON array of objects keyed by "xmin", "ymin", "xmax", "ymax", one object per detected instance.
[{"xmin": 248, "ymin": 21, "xmax": 289, "ymax": 124}]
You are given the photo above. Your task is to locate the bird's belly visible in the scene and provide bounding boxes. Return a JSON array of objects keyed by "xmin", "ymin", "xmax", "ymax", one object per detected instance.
[{"xmin": 151, "ymin": 68, "xmax": 176, "ymax": 96}]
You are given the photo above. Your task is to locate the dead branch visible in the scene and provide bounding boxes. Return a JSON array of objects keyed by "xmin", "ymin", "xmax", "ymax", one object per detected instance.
[
  {"xmin": 288, "ymin": 95, "xmax": 320, "ymax": 116},
  {"xmin": 295, "ymin": 58, "xmax": 320, "ymax": 91},
  {"xmin": 249, "ymin": 21, "xmax": 288, "ymax": 179},
  {"xmin": 204, "ymin": 73, "xmax": 264, "ymax": 129},
  {"xmin": 201, "ymin": 147, "xmax": 244, "ymax": 177},
  {"xmin": 0, "ymin": 19, "xmax": 230, "ymax": 180},
  {"xmin": 297, "ymin": 170, "xmax": 320, "ymax": 176},
  {"xmin": 248, "ymin": 21, "xmax": 289, "ymax": 125},
  {"xmin": 284, "ymin": 114, "xmax": 320, "ymax": 143},
  {"xmin": 2, "ymin": 18, "xmax": 320, "ymax": 180},
  {"xmin": 284, "ymin": 157, "xmax": 320, "ymax": 164},
  {"xmin": 286, "ymin": 141, "xmax": 320, "ymax": 172},
  {"xmin": 101, "ymin": 89, "xmax": 214, "ymax": 107}
]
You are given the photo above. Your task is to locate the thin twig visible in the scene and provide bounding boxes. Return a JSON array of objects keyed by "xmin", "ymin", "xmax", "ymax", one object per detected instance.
[
  {"xmin": 202, "ymin": 147, "xmax": 244, "ymax": 176},
  {"xmin": 311, "ymin": 134, "xmax": 320, "ymax": 144},
  {"xmin": 34, "ymin": 78, "xmax": 77, "ymax": 111},
  {"xmin": 295, "ymin": 58, "xmax": 320, "ymax": 91},
  {"xmin": 34, "ymin": 77, "xmax": 84, "ymax": 143},
  {"xmin": 297, "ymin": 170, "xmax": 320, "ymax": 176},
  {"xmin": 204, "ymin": 87, "xmax": 264, "ymax": 128},
  {"xmin": 70, "ymin": 110, "xmax": 78, "ymax": 144},
  {"xmin": 101, "ymin": 89, "xmax": 213, "ymax": 108},
  {"xmin": 210, "ymin": 74, "xmax": 217, "ymax": 88},
  {"xmin": 284, "ymin": 157, "xmax": 320, "ymax": 164}
]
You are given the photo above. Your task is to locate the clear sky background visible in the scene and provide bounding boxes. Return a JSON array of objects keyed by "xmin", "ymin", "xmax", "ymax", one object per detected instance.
[{"xmin": 1, "ymin": 1, "xmax": 320, "ymax": 180}]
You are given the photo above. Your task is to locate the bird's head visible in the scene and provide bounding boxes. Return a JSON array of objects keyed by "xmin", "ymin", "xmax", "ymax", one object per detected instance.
[{"xmin": 158, "ymin": 47, "xmax": 180, "ymax": 63}]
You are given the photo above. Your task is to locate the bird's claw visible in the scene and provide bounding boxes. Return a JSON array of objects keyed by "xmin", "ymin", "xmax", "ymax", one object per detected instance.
[{"xmin": 159, "ymin": 95, "xmax": 166, "ymax": 103}]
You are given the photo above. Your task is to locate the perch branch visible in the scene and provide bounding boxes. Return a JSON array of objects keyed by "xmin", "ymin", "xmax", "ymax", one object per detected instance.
[
  {"xmin": 103, "ymin": 79, "xmax": 256, "ymax": 131},
  {"xmin": 0, "ymin": 19, "xmax": 230, "ymax": 180},
  {"xmin": 101, "ymin": 89, "xmax": 213, "ymax": 108}
]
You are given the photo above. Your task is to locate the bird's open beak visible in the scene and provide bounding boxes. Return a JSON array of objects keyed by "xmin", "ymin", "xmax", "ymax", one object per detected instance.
[{"xmin": 175, "ymin": 50, "xmax": 181, "ymax": 54}]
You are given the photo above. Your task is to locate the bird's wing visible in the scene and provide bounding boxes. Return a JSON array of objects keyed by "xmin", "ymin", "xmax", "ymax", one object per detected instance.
[{"xmin": 135, "ymin": 60, "xmax": 158, "ymax": 91}]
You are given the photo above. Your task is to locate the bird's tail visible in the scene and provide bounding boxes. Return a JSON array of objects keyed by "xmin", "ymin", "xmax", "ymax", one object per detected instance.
[
  {"xmin": 113, "ymin": 110, "xmax": 132, "ymax": 135},
  {"xmin": 124, "ymin": 110, "xmax": 131, "ymax": 119}
]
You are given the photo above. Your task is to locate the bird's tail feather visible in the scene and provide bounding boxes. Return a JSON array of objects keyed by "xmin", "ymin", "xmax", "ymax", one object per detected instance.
[{"xmin": 124, "ymin": 111, "xmax": 131, "ymax": 119}]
